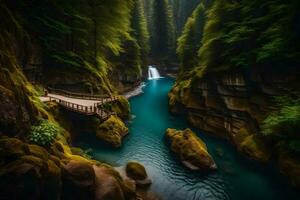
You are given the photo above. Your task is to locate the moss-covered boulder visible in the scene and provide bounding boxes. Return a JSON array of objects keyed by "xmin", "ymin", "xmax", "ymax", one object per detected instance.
[
  {"xmin": 62, "ymin": 160, "xmax": 96, "ymax": 199},
  {"xmin": 126, "ymin": 162, "xmax": 147, "ymax": 181},
  {"xmin": 125, "ymin": 161, "xmax": 152, "ymax": 187},
  {"xmin": 102, "ymin": 96, "xmax": 130, "ymax": 120},
  {"xmin": 165, "ymin": 128, "xmax": 217, "ymax": 171},
  {"xmin": 232, "ymin": 128, "xmax": 270, "ymax": 163},
  {"xmin": 94, "ymin": 165, "xmax": 127, "ymax": 200},
  {"xmin": 96, "ymin": 115, "xmax": 128, "ymax": 148},
  {"xmin": 0, "ymin": 137, "xmax": 62, "ymax": 199}
]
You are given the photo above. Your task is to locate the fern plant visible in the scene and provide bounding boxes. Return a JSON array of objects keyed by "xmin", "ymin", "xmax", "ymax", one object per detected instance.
[
  {"xmin": 28, "ymin": 120, "xmax": 59, "ymax": 147},
  {"xmin": 261, "ymin": 96, "xmax": 300, "ymax": 154}
]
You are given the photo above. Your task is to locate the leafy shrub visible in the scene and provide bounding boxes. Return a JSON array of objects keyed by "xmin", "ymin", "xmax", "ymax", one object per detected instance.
[
  {"xmin": 28, "ymin": 120, "xmax": 59, "ymax": 147},
  {"xmin": 262, "ymin": 96, "xmax": 300, "ymax": 154}
]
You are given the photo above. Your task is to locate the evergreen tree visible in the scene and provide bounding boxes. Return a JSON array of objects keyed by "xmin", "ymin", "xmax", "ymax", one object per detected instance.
[
  {"xmin": 130, "ymin": 0, "xmax": 150, "ymax": 57},
  {"xmin": 169, "ymin": 0, "xmax": 199, "ymax": 36},
  {"xmin": 151, "ymin": 0, "xmax": 175, "ymax": 60},
  {"xmin": 177, "ymin": 3, "xmax": 206, "ymax": 70}
]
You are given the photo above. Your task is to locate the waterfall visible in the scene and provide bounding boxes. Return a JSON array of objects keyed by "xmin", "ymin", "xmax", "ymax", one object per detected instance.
[{"xmin": 148, "ymin": 66, "xmax": 161, "ymax": 80}]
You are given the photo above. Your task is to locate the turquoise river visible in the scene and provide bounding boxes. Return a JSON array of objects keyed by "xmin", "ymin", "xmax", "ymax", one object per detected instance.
[{"xmin": 74, "ymin": 78, "xmax": 299, "ymax": 200}]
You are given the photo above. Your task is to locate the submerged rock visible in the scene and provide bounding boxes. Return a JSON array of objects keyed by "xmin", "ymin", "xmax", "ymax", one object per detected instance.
[
  {"xmin": 165, "ymin": 128, "xmax": 217, "ymax": 171},
  {"xmin": 96, "ymin": 115, "xmax": 129, "ymax": 148}
]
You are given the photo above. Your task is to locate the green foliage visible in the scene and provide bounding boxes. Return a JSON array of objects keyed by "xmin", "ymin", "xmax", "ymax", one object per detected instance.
[
  {"xmin": 151, "ymin": 0, "xmax": 176, "ymax": 59},
  {"xmin": 10, "ymin": 0, "xmax": 134, "ymax": 79},
  {"xmin": 262, "ymin": 96, "xmax": 300, "ymax": 154},
  {"xmin": 174, "ymin": 0, "xmax": 300, "ymax": 76},
  {"xmin": 177, "ymin": 3, "xmax": 206, "ymax": 70},
  {"xmin": 169, "ymin": 0, "xmax": 200, "ymax": 36},
  {"xmin": 131, "ymin": 0, "xmax": 150, "ymax": 56},
  {"xmin": 28, "ymin": 120, "xmax": 59, "ymax": 147}
]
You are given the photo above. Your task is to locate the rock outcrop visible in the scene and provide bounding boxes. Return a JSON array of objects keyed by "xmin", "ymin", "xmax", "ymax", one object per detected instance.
[
  {"xmin": 165, "ymin": 128, "xmax": 217, "ymax": 171},
  {"xmin": 96, "ymin": 115, "xmax": 129, "ymax": 148},
  {"xmin": 125, "ymin": 162, "xmax": 152, "ymax": 186},
  {"xmin": 0, "ymin": 137, "xmax": 140, "ymax": 200},
  {"xmin": 169, "ymin": 67, "xmax": 300, "ymax": 186},
  {"xmin": 169, "ymin": 69, "xmax": 297, "ymax": 162}
]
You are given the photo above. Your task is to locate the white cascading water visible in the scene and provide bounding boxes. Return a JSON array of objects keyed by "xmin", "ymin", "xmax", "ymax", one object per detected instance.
[{"xmin": 148, "ymin": 66, "xmax": 161, "ymax": 80}]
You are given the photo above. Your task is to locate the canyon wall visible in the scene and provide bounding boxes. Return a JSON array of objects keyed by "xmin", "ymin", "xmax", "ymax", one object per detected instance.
[{"xmin": 169, "ymin": 67, "xmax": 300, "ymax": 188}]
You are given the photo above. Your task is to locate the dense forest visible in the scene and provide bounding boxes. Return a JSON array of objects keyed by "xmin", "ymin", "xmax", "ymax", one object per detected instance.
[{"xmin": 0, "ymin": 0, "xmax": 299, "ymax": 199}]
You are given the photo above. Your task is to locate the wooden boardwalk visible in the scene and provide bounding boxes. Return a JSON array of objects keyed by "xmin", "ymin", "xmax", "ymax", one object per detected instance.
[{"xmin": 40, "ymin": 88, "xmax": 118, "ymax": 120}]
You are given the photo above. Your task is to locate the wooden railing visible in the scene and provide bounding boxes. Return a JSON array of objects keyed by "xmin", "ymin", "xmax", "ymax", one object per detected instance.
[
  {"xmin": 49, "ymin": 96, "xmax": 117, "ymax": 120},
  {"xmin": 47, "ymin": 87, "xmax": 115, "ymax": 100}
]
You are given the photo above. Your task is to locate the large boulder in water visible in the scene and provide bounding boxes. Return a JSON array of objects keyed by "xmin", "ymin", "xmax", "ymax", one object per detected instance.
[
  {"xmin": 125, "ymin": 161, "xmax": 152, "ymax": 186},
  {"xmin": 165, "ymin": 128, "xmax": 217, "ymax": 171},
  {"xmin": 96, "ymin": 115, "xmax": 128, "ymax": 148},
  {"xmin": 126, "ymin": 162, "xmax": 147, "ymax": 180}
]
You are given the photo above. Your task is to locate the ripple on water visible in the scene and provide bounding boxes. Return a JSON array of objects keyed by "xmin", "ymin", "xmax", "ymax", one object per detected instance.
[{"xmin": 73, "ymin": 78, "xmax": 300, "ymax": 200}]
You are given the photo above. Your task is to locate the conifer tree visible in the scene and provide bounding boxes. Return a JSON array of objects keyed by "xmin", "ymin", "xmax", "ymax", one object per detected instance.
[
  {"xmin": 151, "ymin": 0, "xmax": 175, "ymax": 60},
  {"xmin": 130, "ymin": 0, "xmax": 150, "ymax": 57},
  {"xmin": 177, "ymin": 3, "xmax": 206, "ymax": 70}
]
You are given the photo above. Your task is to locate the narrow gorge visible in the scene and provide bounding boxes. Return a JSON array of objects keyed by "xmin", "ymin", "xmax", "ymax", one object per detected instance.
[{"xmin": 0, "ymin": 0, "xmax": 299, "ymax": 200}]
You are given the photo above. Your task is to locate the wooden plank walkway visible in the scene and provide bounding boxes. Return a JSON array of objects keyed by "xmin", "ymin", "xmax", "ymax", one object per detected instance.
[{"xmin": 40, "ymin": 89, "xmax": 118, "ymax": 120}]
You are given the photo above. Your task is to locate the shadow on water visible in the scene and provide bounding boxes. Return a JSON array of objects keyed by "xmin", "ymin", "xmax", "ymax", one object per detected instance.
[{"xmin": 72, "ymin": 78, "xmax": 300, "ymax": 200}]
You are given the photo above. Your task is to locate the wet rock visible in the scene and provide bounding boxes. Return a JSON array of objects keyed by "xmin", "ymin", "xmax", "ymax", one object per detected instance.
[
  {"xmin": 165, "ymin": 128, "xmax": 217, "ymax": 171},
  {"xmin": 126, "ymin": 162, "xmax": 147, "ymax": 180},
  {"xmin": 96, "ymin": 115, "xmax": 128, "ymax": 148},
  {"xmin": 125, "ymin": 162, "xmax": 152, "ymax": 186}
]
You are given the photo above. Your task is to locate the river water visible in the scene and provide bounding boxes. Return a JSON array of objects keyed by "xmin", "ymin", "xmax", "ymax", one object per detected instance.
[{"xmin": 73, "ymin": 78, "xmax": 299, "ymax": 200}]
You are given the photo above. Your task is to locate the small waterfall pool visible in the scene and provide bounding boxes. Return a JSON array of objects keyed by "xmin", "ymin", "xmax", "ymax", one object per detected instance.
[{"xmin": 73, "ymin": 78, "xmax": 299, "ymax": 200}]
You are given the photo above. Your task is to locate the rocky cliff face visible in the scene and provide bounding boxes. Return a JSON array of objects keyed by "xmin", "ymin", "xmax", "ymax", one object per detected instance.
[
  {"xmin": 0, "ymin": 5, "xmax": 152, "ymax": 199},
  {"xmin": 169, "ymin": 67, "xmax": 300, "ymax": 187}
]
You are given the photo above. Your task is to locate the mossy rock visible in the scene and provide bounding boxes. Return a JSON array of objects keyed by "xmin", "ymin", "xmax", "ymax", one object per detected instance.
[
  {"xmin": 102, "ymin": 96, "xmax": 130, "ymax": 120},
  {"xmin": 165, "ymin": 128, "xmax": 217, "ymax": 171},
  {"xmin": 0, "ymin": 137, "xmax": 27, "ymax": 162},
  {"xmin": 21, "ymin": 155, "xmax": 47, "ymax": 170},
  {"xmin": 96, "ymin": 116, "xmax": 128, "ymax": 148},
  {"xmin": 27, "ymin": 144, "xmax": 49, "ymax": 160},
  {"xmin": 126, "ymin": 162, "xmax": 147, "ymax": 181},
  {"xmin": 235, "ymin": 128, "xmax": 270, "ymax": 163},
  {"xmin": 62, "ymin": 160, "xmax": 96, "ymax": 200}
]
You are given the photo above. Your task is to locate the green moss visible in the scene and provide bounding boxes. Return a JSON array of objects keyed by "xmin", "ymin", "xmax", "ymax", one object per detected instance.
[
  {"xmin": 101, "ymin": 96, "xmax": 130, "ymax": 119},
  {"xmin": 71, "ymin": 147, "xmax": 93, "ymax": 160},
  {"xmin": 235, "ymin": 128, "xmax": 270, "ymax": 162},
  {"xmin": 0, "ymin": 137, "xmax": 27, "ymax": 163},
  {"xmin": 21, "ymin": 155, "xmax": 47, "ymax": 169},
  {"xmin": 27, "ymin": 144, "xmax": 50, "ymax": 160},
  {"xmin": 165, "ymin": 128, "xmax": 216, "ymax": 170},
  {"xmin": 96, "ymin": 115, "xmax": 128, "ymax": 147}
]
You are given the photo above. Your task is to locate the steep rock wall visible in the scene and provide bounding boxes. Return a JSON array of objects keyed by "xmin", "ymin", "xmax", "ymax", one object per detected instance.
[{"xmin": 169, "ymin": 67, "xmax": 299, "ymax": 162}]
